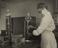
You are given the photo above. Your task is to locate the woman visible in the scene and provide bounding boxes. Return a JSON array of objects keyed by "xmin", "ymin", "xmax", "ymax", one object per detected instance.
[{"xmin": 33, "ymin": 3, "xmax": 57, "ymax": 48}]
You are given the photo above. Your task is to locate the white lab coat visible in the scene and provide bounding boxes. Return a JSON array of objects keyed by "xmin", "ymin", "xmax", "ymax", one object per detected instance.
[{"xmin": 33, "ymin": 8, "xmax": 57, "ymax": 48}]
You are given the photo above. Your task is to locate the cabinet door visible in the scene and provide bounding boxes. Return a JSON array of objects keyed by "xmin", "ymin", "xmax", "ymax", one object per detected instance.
[
  {"xmin": 12, "ymin": 17, "xmax": 25, "ymax": 35},
  {"xmin": 53, "ymin": 14, "xmax": 58, "ymax": 25}
]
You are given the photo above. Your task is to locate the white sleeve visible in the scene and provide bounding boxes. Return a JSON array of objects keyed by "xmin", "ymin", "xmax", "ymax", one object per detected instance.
[{"xmin": 36, "ymin": 16, "xmax": 51, "ymax": 35}]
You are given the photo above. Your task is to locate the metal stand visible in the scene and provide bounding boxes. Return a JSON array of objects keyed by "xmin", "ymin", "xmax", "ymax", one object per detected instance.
[
  {"xmin": 6, "ymin": 16, "xmax": 12, "ymax": 48},
  {"xmin": 24, "ymin": 12, "xmax": 32, "ymax": 42}
]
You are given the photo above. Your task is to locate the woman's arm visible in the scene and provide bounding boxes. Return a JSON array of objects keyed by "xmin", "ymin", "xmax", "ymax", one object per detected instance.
[{"xmin": 33, "ymin": 15, "xmax": 52, "ymax": 36}]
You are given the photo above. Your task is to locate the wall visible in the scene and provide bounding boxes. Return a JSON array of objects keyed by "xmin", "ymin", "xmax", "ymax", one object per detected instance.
[{"xmin": 0, "ymin": 0, "xmax": 54, "ymax": 30}]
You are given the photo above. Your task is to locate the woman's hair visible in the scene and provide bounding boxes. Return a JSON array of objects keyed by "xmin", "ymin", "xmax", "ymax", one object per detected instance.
[{"xmin": 37, "ymin": 3, "xmax": 48, "ymax": 9}]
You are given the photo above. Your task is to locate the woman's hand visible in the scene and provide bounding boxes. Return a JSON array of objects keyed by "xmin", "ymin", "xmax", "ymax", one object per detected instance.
[{"xmin": 33, "ymin": 30, "xmax": 39, "ymax": 36}]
